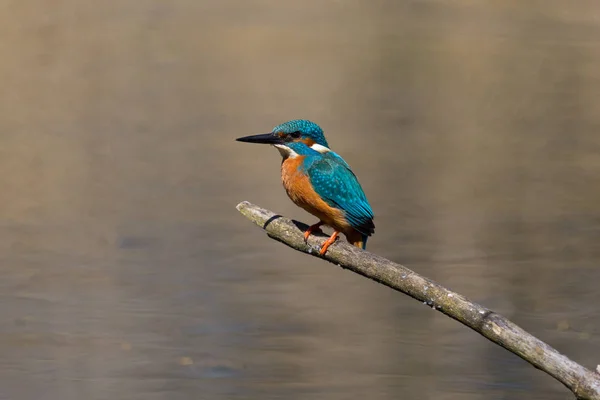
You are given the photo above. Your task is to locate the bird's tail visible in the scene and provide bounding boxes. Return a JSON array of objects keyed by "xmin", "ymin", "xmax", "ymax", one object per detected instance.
[
  {"xmin": 346, "ymin": 231, "xmax": 368, "ymax": 250},
  {"xmin": 361, "ymin": 235, "xmax": 368, "ymax": 249}
]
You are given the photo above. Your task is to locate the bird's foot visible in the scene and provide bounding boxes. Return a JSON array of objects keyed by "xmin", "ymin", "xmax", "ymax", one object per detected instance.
[
  {"xmin": 319, "ymin": 231, "xmax": 340, "ymax": 255},
  {"xmin": 303, "ymin": 222, "xmax": 324, "ymax": 242}
]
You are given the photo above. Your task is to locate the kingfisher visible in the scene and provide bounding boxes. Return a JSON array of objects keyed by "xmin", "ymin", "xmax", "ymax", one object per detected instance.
[{"xmin": 236, "ymin": 119, "xmax": 375, "ymax": 255}]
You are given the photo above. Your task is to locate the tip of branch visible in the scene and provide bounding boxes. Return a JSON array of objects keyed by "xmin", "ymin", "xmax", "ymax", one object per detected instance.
[
  {"xmin": 236, "ymin": 201, "xmax": 250, "ymax": 213},
  {"xmin": 236, "ymin": 201, "xmax": 279, "ymax": 229}
]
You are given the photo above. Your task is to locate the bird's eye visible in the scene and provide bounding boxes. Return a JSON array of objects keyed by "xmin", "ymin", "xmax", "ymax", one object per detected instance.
[{"xmin": 290, "ymin": 131, "xmax": 301, "ymax": 139}]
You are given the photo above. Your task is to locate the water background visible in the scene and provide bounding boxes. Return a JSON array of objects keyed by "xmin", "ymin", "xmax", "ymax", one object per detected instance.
[{"xmin": 1, "ymin": 2, "xmax": 599, "ymax": 399}]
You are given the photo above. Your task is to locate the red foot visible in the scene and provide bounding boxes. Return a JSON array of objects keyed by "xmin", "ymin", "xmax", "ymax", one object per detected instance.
[
  {"xmin": 303, "ymin": 221, "xmax": 324, "ymax": 241},
  {"xmin": 319, "ymin": 231, "xmax": 340, "ymax": 255}
]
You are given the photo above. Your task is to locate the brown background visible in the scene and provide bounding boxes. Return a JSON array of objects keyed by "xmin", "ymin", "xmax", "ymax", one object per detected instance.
[{"xmin": 1, "ymin": 1, "xmax": 599, "ymax": 399}]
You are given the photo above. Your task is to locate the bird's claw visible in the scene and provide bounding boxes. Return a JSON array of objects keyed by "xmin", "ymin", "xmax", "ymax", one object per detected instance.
[
  {"xmin": 303, "ymin": 222, "xmax": 324, "ymax": 242},
  {"xmin": 318, "ymin": 231, "xmax": 340, "ymax": 255}
]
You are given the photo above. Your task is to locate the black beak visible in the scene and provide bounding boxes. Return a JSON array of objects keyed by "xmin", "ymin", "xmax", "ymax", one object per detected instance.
[{"xmin": 236, "ymin": 133, "xmax": 284, "ymax": 145}]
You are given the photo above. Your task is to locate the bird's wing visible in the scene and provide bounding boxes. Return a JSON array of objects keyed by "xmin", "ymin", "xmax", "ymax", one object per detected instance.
[{"xmin": 305, "ymin": 154, "xmax": 375, "ymax": 236}]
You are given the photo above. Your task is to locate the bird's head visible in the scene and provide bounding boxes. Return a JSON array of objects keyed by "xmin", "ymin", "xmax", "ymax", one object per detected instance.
[{"xmin": 236, "ymin": 119, "xmax": 330, "ymax": 152}]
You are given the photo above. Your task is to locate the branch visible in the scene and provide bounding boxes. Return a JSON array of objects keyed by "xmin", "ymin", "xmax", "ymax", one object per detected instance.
[{"xmin": 236, "ymin": 201, "xmax": 600, "ymax": 400}]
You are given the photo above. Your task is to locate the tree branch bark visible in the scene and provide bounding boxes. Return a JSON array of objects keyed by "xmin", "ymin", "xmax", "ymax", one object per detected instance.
[{"xmin": 236, "ymin": 201, "xmax": 600, "ymax": 400}]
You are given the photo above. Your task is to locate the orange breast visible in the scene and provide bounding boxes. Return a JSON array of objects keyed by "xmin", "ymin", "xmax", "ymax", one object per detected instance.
[{"xmin": 281, "ymin": 157, "xmax": 351, "ymax": 232}]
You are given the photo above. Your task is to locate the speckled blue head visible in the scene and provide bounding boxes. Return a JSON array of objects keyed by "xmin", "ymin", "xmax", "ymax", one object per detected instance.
[
  {"xmin": 272, "ymin": 119, "xmax": 329, "ymax": 149},
  {"xmin": 236, "ymin": 119, "xmax": 330, "ymax": 152}
]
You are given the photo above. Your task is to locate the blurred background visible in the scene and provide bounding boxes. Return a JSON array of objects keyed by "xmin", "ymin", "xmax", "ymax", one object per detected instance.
[{"xmin": 1, "ymin": 1, "xmax": 599, "ymax": 399}]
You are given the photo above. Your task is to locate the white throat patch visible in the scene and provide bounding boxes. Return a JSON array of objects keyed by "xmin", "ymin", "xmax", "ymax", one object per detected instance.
[
  {"xmin": 274, "ymin": 144, "xmax": 299, "ymax": 159},
  {"xmin": 310, "ymin": 143, "xmax": 330, "ymax": 153}
]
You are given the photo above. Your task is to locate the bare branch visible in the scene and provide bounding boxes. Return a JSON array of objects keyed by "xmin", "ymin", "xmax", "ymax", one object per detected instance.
[{"xmin": 237, "ymin": 201, "xmax": 600, "ymax": 400}]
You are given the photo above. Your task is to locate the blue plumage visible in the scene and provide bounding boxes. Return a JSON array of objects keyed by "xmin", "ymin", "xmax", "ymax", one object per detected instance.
[{"xmin": 287, "ymin": 142, "xmax": 375, "ymax": 237}]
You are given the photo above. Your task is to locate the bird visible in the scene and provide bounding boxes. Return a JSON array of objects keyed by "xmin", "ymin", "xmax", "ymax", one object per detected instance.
[{"xmin": 236, "ymin": 120, "xmax": 374, "ymax": 255}]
